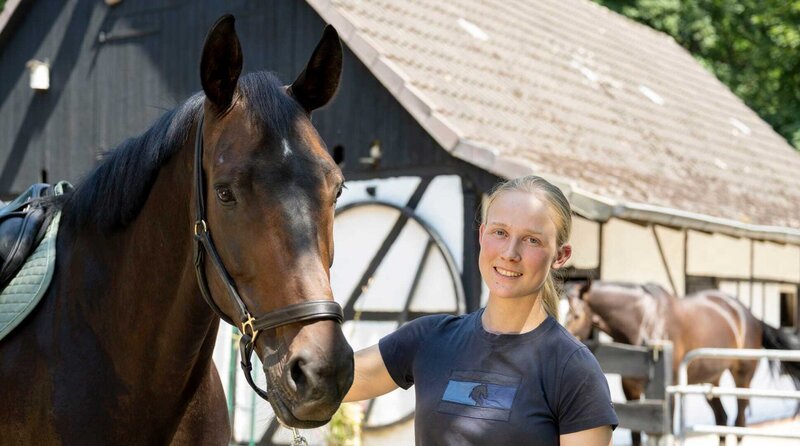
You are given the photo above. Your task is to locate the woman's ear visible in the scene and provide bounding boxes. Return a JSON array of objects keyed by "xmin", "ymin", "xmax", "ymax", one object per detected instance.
[
  {"xmin": 478, "ymin": 223, "xmax": 486, "ymax": 245},
  {"xmin": 551, "ymin": 243, "xmax": 572, "ymax": 270}
]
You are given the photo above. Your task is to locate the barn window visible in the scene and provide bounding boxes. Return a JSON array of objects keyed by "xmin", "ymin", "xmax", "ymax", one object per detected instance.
[
  {"xmin": 685, "ymin": 275, "xmax": 718, "ymax": 295},
  {"xmin": 779, "ymin": 291, "xmax": 797, "ymax": 329}
]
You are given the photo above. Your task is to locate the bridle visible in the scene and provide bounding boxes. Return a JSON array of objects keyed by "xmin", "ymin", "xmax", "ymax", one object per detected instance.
[{"xmin": 192, "ymin": 114, "xmax": 344, "ymax": 400}]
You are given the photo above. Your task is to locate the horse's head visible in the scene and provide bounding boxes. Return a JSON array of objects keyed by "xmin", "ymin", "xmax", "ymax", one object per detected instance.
[
  {"xmin": 564, "ymin": 280, "xmax": 597, "ymax": 341},
  {"xmin": 196, "ymin": 16, "xmax": 352, "ymax": 427}
]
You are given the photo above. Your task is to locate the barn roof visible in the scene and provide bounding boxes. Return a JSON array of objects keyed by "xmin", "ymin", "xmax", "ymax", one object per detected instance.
[{"xmin": 308, "ymin": 0, "xmax": 800, "ymax": 244}]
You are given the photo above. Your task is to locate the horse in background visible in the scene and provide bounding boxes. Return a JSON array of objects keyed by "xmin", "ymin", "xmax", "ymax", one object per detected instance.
[{"xmin": 565, "ymin": 280, "xmax": 800, "ymax": 446}]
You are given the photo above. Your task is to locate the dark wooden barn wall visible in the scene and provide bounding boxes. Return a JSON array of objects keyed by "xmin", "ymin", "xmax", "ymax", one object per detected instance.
[
  {"xmin": 0, "ymin": 0, "xmax": 495, "ymax": 309},
  {"xmin": 0, "ymin": 0, "xmax": 222, "ymax": 194},
  {"xmin": 0, "ymin": 0, "xmax": 499, "ymax": 191}
]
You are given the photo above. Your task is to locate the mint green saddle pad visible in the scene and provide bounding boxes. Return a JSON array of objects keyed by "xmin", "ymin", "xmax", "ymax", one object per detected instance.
[{"xmin": 0, "ymin": 209, "xmax": 61, "ymax": 342}]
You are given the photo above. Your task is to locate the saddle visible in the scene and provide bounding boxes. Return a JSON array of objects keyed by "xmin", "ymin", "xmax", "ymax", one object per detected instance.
[{"xmin": 0, "ymin": 183, "xmax": 54, "ymax": 289}]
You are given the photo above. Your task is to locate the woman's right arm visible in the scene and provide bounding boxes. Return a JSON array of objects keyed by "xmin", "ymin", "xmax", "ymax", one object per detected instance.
[{"xmin": 343, "ymin": 344, "xmax": 399, "ymax": 402}]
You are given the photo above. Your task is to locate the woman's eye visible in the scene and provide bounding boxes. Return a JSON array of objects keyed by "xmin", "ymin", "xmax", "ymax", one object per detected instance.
[
  {"xmin": 215, "ymin": 186, "xmax": 236, "ymax": 203},
  {"xmin": 526, "ymin": 237, "xmax": 540, "ymax": 245}
]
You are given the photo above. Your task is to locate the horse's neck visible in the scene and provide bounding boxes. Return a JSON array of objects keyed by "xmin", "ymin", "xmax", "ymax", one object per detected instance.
[
  {"xmin": 60, "ymin": 141, "xmax": 217, "ymax": 386},
  {"xmin": 592, "ymin": 287, "xmax": 661, "ymax": 345}
]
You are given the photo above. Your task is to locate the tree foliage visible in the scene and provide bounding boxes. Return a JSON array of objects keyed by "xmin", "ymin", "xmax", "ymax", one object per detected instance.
[{"xmin": 595, "ymin": 0, "xmax": 800, "ymax": 149}]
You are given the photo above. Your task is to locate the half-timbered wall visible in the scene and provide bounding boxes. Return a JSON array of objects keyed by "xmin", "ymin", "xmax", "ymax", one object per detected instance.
[{"xmin": 599, "ymin": 219, "xmax": 685, "ymax": 296}]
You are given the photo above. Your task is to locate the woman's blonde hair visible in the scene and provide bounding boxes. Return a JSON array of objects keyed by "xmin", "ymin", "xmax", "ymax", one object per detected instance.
[{"xmin": 482, "ymin": 175, "xmax": 572, "ymax": 317}]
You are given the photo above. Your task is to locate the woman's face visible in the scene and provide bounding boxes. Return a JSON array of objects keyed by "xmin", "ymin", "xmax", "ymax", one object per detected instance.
[{"xmin": 478, "ymin": 190, "xmax": 570, "ymax": 301}]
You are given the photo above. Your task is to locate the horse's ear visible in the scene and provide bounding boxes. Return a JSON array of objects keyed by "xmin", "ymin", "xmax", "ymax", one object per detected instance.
[
  {"xmin": 201, "ymin": 15, "xmax": 243, "ymax": 111},
  {"xmin": 289, "ymin": 25, "xmax": 342, "ymax": 113},
  {"xmin": 578, "ymin": 279, "xmax": 592, "ymax": 300}
]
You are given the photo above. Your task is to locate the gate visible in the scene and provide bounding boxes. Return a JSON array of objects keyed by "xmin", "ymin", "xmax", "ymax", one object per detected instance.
[{"xmin": 668, "ymin": 348, "xmax": 800, "ymax": 445}]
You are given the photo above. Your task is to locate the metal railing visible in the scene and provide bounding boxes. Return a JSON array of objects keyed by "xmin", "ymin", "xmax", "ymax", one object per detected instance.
[{"xmin": 667, "ymin": 348, "xmax": 800, "ymax": 445}]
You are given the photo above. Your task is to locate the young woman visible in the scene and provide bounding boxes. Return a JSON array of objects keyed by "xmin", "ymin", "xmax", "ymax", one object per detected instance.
[{"xmin": 344, "ymin": 176, "xmax": 618, "ymax": 445}]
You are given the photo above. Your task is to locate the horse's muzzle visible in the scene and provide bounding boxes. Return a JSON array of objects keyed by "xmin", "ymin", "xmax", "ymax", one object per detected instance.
[{"xmin": 266, "ymin": 322, "xmax": 354, "ymax": 427}]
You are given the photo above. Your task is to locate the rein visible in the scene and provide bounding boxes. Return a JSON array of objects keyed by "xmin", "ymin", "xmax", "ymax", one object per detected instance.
[{"xmin": 192, "ymin": 114, "xmax": 344, "ymax": 400}]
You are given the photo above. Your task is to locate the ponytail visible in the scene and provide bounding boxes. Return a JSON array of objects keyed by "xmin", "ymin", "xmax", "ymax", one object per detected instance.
[{"xmin": 541, "ymin": 274, "xmax": 560, "ymax": 318}]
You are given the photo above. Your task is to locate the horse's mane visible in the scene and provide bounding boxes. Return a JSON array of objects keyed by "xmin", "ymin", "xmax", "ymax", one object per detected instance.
[{"xmin": 62, "ymin": 72, "xmax": 301, "ymax": 233}]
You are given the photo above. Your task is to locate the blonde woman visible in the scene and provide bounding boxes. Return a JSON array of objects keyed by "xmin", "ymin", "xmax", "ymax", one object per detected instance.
[{"xmin": 345, "ymin": 176, "xmax": 617, "ymax": 445}]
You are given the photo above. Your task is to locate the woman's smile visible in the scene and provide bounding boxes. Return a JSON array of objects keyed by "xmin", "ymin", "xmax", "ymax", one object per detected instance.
[{"xmin": 494, "ymin": 266, "xmax": 522, "ymax": 278}]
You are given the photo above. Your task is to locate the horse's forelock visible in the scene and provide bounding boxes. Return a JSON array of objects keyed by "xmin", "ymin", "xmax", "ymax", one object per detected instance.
[{"xmin": 237, "ymin": 71, "xmax": 305, "ymax": 139}]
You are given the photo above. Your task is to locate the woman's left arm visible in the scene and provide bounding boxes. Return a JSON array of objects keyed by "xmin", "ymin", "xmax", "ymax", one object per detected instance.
[{"xmin": 560, "ymin": 425, "xmax": 612, "ymax": 446}]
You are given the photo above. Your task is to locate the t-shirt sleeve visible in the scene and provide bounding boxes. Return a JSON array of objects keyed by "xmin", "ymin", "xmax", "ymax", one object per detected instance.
[
  {"xmin": 378, "ymin": 315, "xmax": 442, "ymax": 390},
  {"xmin": 557, "ymin": 346, "xmax": 619, "ymax": 434}
]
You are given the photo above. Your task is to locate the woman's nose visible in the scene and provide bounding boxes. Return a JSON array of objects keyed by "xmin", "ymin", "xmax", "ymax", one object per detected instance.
[{"xmin": 500, "ymin": 240, "xmax": 521, "ymax": 261}]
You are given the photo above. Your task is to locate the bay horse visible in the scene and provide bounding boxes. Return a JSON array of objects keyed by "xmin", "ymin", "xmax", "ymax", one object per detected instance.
[
  {"xmin": 0, "ymin": 15, "xmax": 353, "ymax": 444},
  {"xmin": 565, "ymin": 280, "xmax": 800, "ymax": 446}
]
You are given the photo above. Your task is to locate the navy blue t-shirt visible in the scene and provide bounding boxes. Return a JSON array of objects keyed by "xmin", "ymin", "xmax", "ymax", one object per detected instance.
[{"xmin": 379, "ymin": 310, "xmax": 618, "ymax": 445}]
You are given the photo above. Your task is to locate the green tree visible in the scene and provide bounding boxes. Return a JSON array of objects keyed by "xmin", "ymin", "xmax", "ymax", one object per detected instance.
[{"xmin": 595, "ymin": 0, "xmax": 800, "ymax": 149}]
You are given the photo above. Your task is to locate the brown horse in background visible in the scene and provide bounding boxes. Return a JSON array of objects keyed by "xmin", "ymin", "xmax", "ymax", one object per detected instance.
[{"xmin": 565, "ymin": 280, "xmax": 800, "ymax": 446}]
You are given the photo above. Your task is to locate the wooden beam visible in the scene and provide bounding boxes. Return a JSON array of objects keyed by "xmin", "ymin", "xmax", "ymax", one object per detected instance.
[
  {"xmin": 614, "ymin": 401, "xmax": 667, "ymax": 434},
  {"xmin": 583, "ymin": 341, "xmax": 653, "ymax": 379}
]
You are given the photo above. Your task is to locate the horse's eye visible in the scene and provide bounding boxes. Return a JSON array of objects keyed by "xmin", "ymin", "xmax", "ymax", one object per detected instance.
[{"xmin": 215, "ymin": 185, "xmax": 236, "ymax": 203}]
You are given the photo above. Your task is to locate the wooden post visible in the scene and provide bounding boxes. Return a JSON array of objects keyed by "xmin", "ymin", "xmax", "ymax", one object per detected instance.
[{"xmin": 645, "ymin": 341, "xmax": 673, "ymax": 446}]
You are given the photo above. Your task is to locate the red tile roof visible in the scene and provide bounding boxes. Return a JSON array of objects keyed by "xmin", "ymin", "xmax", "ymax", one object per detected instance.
[{"xmin": 309, "ymin": 0, "xmax": 800, "ymax": 240}]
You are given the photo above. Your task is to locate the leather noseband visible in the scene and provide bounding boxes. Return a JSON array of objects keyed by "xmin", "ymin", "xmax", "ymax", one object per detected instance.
[{"xmin": 192, "ymin": 114, "xmax": 344, "ymax": 400}]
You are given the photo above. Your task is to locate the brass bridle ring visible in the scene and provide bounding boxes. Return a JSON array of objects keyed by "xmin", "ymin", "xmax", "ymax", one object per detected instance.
[
  {"xmin": 194, "ymin": 220, "xmax": 208, "ymax": 236},
  {"xmin": 241, "ymin": 314, "xmax": 260, "ymax": 341}
]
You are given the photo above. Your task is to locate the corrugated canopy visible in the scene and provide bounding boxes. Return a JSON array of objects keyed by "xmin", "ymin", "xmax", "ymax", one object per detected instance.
[{"xmin": 309, "ymin": 0, "xmax": 800, "ymax": 240}]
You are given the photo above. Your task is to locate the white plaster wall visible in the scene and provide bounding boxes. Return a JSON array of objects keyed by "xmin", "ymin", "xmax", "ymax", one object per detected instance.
[
  {"xmin": 567, "ymin": 215, "xmax": 600, "ymax": 270},
  {"xmin": 739, "ymin": 281, "xmax": 752, "ymax": 307},
  {"xmin": 686, "ymin": 231, "xmax": 751, "ymax": 279},
  {"xmin": 719, "ymin": 280, "xmax": 738, "ymax": 298},
  {"xmin": 332, "ymin": 175, "xmax": 464, "ymax": 442},
  {"xmin": 753, "ymin": 241, "xmax": 800, "ymax": 283},
  {"xmin": 336, "ymin": 175, "xmax": 464, "ymax": 272},
  {"xmin": 601, "ymin": 219, "xmax": 683, "ymax": 295},
  {"xmin": 654, "ymin": 225, "xmax": 685, "ymax": 296},
  {"xmin": 332, "ymin": 206, "xmax": 403, "ymax": 310}
]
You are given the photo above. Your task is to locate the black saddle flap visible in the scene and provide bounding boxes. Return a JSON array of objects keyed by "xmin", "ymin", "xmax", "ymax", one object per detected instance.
[{"xmin": 0, "ymin": 183, "xmax": 53, "ymax": 289}]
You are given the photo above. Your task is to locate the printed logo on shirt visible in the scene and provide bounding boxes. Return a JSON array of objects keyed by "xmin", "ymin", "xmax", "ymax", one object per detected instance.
[
  {"xmin": 469, "ymin": 384, "xmax": 488, "ymax": 405},
  {"xmin": 437, "ymin": 370, "xmax": 521, "ymax": 421},
  {"xmin": 442, "ymin": 380, "xmax": 517, "ymax": 409}
]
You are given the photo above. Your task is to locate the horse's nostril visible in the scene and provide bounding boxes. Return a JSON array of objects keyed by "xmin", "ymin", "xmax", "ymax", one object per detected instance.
[{"xmin": 289, "ymin": 357, "xmax": 308, "ymax": 393}]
